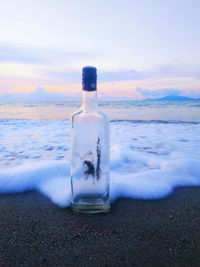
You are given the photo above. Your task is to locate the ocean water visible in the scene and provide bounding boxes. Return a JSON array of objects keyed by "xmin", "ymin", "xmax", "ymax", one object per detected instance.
[{"xmin": 0, "ymin": 100, "xmax": 200, "ymax": 207}]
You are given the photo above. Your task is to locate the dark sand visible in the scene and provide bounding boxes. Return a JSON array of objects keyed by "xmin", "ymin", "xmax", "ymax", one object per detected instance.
[{"xmin": 0, "ymin": 188, "xmax": 200, "ymax": 267}]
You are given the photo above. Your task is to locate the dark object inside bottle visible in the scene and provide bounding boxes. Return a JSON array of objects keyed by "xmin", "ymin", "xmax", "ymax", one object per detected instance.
[
  {"xmin": 83, "ymin": 138, "xmax": 101, "ymax": 181},
  {"xmin": 96, "ymin": 137, "xmax": 101, "ymax": 180},
  {"xmin": 83, "ymin": 160, "xmax": 95, "ymax": 179}
]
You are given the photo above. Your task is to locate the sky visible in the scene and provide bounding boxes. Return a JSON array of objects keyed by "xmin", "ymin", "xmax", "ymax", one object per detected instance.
[{"xmin": 0, "ymin": 0, "xmax": 200, "ymax": 100}]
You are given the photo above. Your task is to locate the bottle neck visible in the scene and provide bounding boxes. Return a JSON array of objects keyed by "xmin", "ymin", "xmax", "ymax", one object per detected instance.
[{"xmin": 82, "ymin": 90, "xmax": 97, "ymax": 111}]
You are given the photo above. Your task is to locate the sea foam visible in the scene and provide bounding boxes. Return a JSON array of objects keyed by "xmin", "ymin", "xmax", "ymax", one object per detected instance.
[
  {"xmin": 0, "ymin": 119, "xmax": 200, "ymax": 207},
  {"xmin": 0, "ymin": 157, "xmax": 200, "ymax": 207}
]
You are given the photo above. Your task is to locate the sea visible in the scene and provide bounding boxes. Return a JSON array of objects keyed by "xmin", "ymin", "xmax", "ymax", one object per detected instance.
[{"xmin": 0, "ymin": 100, "xmax": 200, "ymax": 207}]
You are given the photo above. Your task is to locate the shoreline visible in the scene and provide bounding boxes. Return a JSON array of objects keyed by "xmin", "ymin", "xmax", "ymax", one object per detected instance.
[{"xmin": 0, "ymin": 187, "xmax": 199, "ymax": 266}]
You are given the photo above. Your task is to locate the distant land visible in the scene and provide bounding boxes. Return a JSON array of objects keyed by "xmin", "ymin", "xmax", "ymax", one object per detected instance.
[{"xmin": 145, "ymin": 95, "xmax": 200, "ymax": 101}]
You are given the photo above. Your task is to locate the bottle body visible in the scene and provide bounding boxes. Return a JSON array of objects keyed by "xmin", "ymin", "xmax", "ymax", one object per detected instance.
[{"xmin": 70, "ymin": 91, "xmax": 110, "ymax": 213}]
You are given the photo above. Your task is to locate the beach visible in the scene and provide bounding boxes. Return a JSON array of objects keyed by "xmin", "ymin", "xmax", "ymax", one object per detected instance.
[
  {"xmin": 1, "ymin": 0, "xmax": 200, "ymax": 264},
  {"xmin": 0, "ymin": 187, "xmax": 199, "ymax": 266},
  {"xmin": 0, "ymin": 101, "xmax": 199, "ymax": 266}
]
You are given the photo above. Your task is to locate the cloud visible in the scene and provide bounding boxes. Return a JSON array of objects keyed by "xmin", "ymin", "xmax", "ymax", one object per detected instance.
[
  {"xmin": 0, "ymin": 43, "xmax": 100, "ymax": 65},
  {"xmin": 0, "ymin": 86, "xmax": 11, "ymax": 93},
  {"xmin": 0, "ymin": 86, "xmax": 134, "ymax": 102},
  {"xmin": 41, "ymin": 69, "xmax": 81, "ymax": 84},
  {"xmin": 0, "ymin": 87, "xmax": 81, "ymax": 102},
  {"xmin": 43, "ymin": 69, "xmax": 145, "ymax": 84},
  {"xmin": 136, "ymin": 88, "xmax": 183, "ymax": 98},
  {"xmin": 0, "ymin": 43, "xmax": 45, "ymax": 64},
  {"xmin": 1, "ymin": 43, "xmax": 200, "ymax": 90},
  {"xmin": 184, "ymin": 90, "xmax": 200, "ymax": 98},
  {"xmin": 98, "ymin": 69, "xmax": 145, "ymax": 82},
  {"xmin": 1, "ymin": 42, "xmax": 200, "ymax": 84},
  {"xmin": 145, "ymin": 63, "xmax": 200, "ymax": 79},
  {"xmin": 42, "ymin": 63, "xmax": 200, "ymax": 85}
]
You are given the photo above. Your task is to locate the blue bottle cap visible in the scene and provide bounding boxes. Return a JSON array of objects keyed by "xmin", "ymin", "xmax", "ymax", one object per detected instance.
[{"xmin": 82, "ymin": 66, "xmax": 97, "ymax": 91}]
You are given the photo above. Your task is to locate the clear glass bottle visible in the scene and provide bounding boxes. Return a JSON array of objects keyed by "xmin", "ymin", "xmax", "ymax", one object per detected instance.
[{"xmin": 70, "ymin": 66, "xmax": 110, "ymax": 214}]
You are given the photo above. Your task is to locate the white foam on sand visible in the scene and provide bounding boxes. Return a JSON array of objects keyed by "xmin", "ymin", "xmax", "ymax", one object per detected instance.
[
  {"xmin": 0, "ymin": 156, "xmax": 200, "ymax": 207},
  {"xmin": 0, "ymin": 119, "xmax": 200, "ymax": 207},
  {"xmin": 0, "ymin": 161, "xmax": 71, "ymax": 207}
]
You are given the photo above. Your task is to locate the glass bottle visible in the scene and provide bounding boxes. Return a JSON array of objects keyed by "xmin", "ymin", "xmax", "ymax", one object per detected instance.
[{"xmin": 70, "ymin": 66, "xmax": 110, "ymax": 214}]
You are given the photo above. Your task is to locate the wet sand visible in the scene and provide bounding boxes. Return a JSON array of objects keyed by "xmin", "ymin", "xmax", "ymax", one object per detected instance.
[{"xmin": 0, "ymin": 188, "xmax": 200, "ymax": 266}]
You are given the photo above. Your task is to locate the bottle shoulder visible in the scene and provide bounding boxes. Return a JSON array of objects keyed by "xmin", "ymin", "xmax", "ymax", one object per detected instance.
[
  {"xmin": 71, "ymin": 107, "xmax": 109, "ymax": 125},
  {"xmin": 71, "ymin": 107, "xmax": 83, "ymax": 119},
  {"xmin": 71, "ymin": 108, "xmax": 82, "ymax": 127}
]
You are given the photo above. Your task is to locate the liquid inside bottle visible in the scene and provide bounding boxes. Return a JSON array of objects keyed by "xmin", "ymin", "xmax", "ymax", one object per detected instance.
[{"xmin": 70, "ymin": 66, "xmax": 110, "ymax": 214}]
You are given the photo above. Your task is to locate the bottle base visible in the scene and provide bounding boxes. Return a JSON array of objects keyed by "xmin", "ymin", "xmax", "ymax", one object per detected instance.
[{"xmin": 70, "ymin": 202, "xmax": 110, "ymax": 214}]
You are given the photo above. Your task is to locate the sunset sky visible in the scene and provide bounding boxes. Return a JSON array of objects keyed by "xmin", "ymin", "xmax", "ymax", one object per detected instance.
[{"xmin": 0, "ymin": 0, "xmax": 200, "ymax": 100}]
